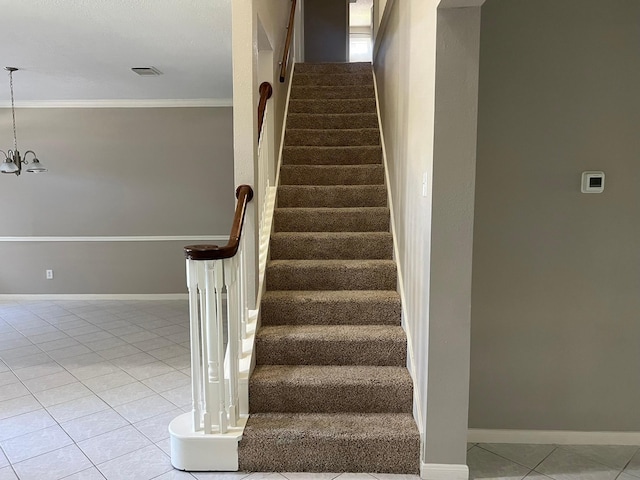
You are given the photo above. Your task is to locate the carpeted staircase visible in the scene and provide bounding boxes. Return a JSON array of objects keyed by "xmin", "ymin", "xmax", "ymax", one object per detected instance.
[{"xmin": 238, "ymin": 62, "xmax": 420, "ymax": 474}]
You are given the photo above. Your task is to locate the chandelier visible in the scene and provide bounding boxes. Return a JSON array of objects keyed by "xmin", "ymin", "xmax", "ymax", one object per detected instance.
[{"xmin": 0, "ymin": 67, "xmax": 46, "ymax": 175}]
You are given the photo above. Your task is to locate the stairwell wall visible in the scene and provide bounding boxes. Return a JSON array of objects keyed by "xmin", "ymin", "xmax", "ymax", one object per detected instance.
[{"xmin": 374, "ymin": 0, "xmax": 482, "ymax": 469}]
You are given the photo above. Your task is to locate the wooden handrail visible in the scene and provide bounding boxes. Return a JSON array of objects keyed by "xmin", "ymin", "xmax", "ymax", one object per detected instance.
[
  {"xmin": 257, "ymin": 82, "xmax": 273, "ymax": 141},
  {"xmin": 184, "ymin": 185, "xmax": 254, "ymax": 260},
  {"xmin": 279, "ymin": 0, "xmax": 297, "ymax": 82}
]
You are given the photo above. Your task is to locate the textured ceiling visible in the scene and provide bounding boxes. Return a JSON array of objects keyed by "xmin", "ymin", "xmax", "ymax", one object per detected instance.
[{"xmin": 0, "ymin": 0, "xmax": 232, "ymax": 104}]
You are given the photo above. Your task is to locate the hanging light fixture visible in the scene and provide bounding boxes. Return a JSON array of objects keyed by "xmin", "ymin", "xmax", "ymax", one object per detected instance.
[{"xmin": 0, "ymin": 67, "xmax": 46, "ymax": 176}]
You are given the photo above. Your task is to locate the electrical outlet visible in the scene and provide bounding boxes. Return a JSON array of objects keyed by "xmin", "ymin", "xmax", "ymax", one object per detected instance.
[{"xmin": 46, "ymin": 269, "xmax": 54, "ymax": 280}]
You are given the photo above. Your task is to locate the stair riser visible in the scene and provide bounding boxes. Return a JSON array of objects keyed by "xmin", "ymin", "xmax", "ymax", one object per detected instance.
[
  {"xmin": 238, "ymin": 437, "xmax": 420, "ymax": 474},
  {"xmin": 285, "ymin": 129, "xmax": 380, "ymax": 147},
  {"xmin": 249, "ymin": 380, "xmax": 412, "ymax": 414},
  {"xmin": 280, "ymin": 165, "xmax": 384, "ymax": 186},
  {"xmin": 289, "ymin": 99, "xmax": 376, "ymax": 115},
  {"xmin": 266, "ymin": 263, "xmax": 397, "ymax": 291},
  {"xmin": 270, "ymin": 234, "xmax": 393, "ymax": 260},
  {"xmin": 293, "ymin": 74, "xmax": 373, "ymax": 86},
  {"xmin": 261, "ymin": 296, "xmax": 401, "ymax": 326},
  {"xmin": 295, "ymin": 62, "xmax": 373, "ymax": 74},
  {"xmin": 274, "ymin": 208, "xmax": 390, "ymax": 232},
  {"xmin": 287, "ymin": 113, "xmax": 378, "ymax": 129},
  {"xmin": 283, "ymin": 146, "xmax": 382, "ymax": 165},
  {"xmin": 256, "ymin": 338, "xmax": 406, "ymax": 366},
  {"xmin": 278, "ymin": 186, "xmax": 387, "ymax": 208},
  {"xmin": 290, "ymin": 86, "xmax": 375, "ymax": 100}
]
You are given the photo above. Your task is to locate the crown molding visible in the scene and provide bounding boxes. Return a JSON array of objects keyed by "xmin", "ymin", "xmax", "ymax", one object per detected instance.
[{"xmin": 0, "ymin": 98, "xmax": 233, "ymax": 109}]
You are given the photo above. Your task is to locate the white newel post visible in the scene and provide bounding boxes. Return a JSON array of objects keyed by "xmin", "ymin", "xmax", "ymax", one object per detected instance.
[{"xmin": 169, "ymin": 186, "xmax": 254, "ymax": 472}]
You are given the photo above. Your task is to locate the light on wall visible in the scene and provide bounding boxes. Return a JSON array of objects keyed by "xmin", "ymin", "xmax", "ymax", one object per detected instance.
[{"xmin": 0, "ymin": 67, "xmax": 47, "ymax": 176}]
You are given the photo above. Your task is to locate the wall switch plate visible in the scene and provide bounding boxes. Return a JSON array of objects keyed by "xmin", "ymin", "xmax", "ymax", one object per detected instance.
[
  {"xmin": 581, "ymin": 171, "xmax": 605, "ymax": 193},
  {"xmin": 46, "ymin": 269, "xmax": 54, "ymax": 280}
]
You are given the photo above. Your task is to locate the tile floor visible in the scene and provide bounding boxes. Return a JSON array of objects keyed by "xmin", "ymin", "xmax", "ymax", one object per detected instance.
[
  {"xmin": 1, "ymin": 299, "xmax": 638, "ymax": 480},
  {"xmin": 467, "ymin": 442, "xmax": 640, "ymax": 479}
]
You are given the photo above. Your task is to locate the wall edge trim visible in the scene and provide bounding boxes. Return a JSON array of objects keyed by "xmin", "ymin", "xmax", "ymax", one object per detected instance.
[
  {"xmin": 0, "ymin": 235, "xmax": 228, "ymax": 243},
  {"xmin": 420, "ymin": 463, "xmax": 469, "ymax": 480},
  {"xmin": 468, "ymin": 429, "xmax": 640, "ymax": 445}
]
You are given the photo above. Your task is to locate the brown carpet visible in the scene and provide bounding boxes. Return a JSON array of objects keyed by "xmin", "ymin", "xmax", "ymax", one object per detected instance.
[{"xmin": 238, "ymin": 62, "xmax": 420, "ymax": 474}]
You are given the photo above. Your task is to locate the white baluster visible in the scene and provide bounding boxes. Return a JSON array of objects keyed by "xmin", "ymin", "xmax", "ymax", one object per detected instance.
[
  {"xmin": 186, "ymin": 260, "xmax": 203, "ymax": 432},
  {"xmin": 199, "ymin": 262, "xmax": 214, "ymax": 434},
  {"xmin": 213, "ymin": 261, "xmax": 228, "ymax": 434},
  {"xmin": 239, "ymin": 238, "xmax": 248, "ymax": 343},
  {"xmin": 224, "ymin": 254, "xmax": 239, "ymax": 428}
]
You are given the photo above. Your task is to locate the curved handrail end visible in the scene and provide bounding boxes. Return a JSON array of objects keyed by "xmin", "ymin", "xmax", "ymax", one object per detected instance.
[
  {"xmin": 185, "ymin": 185, "xmax": 254, "ymax": 261},
  {"xmin": 236, "ymin": 184, "xmax": 254, "ymax": 202}
]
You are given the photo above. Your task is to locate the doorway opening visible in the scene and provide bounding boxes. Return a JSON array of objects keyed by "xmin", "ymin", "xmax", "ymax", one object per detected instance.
[{"xmin": 349, "ymin": 0, "xmax": 373, "ymax": 62}]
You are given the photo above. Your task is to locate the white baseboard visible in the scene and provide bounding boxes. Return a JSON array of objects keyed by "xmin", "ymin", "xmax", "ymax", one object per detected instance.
[
  {"xmin": 468, "ymin": 429, "xmax": 640, "ymax": 446},
  {"xmin": 421, "ymin": 463, "xmax": 469, "ymax": 480},
  {"xmin": 0, "ymin": 294, "xmax": 188, "ymax": 301}
]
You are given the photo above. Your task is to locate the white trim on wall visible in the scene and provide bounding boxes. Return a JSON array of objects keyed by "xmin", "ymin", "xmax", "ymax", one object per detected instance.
[
  {"xmin": 421, "ymin": 463, "xmax": 469, "ymax": 480},
  {"xmin": 0, "ymin": 294, "xmax": 188, "ymax": 301},
  {"xmin": 0, "ymin": 99, "xmax": 233, "ymax": 109},
  {"xmin": 468, "ymin": 429, "xmax": 640, "ymax": 446},
  {"xmin": 0, "ymin": 235, "xmax": 228, "ymax": 243}
]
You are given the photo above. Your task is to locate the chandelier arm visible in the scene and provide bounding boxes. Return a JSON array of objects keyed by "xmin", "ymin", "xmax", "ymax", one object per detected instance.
[
  {"xmin": 0, "ymin": 150, "xmax": 8, "ymax": 160},
  {"xmin": 23, "ymin": 150, "xmax": 37, "ymax": 164}
]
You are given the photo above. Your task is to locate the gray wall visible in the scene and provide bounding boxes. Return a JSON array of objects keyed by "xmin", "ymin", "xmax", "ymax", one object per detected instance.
[
  {"xmin": 304, "ymin": 0, "xmax": 348, "ymax": 62},
  {"xmin": 471, "ymin": 0, "xmax": 640, "ymax": 431},
  {"xmin": 0, "ymin": 107, "xmax": 234, "ymax": 294}
]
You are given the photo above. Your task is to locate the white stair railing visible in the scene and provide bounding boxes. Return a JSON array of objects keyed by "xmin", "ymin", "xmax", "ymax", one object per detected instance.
[
  {"xmin": 183, "ymin": 185, "xmax": 253, "ymax": 435},
  {"xmin": 169, "ymin": 78, "xmax": 277, "ymax": 472}
]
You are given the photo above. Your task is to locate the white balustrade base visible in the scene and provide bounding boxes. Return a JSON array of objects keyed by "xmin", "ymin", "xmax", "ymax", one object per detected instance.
[{"xmin": 169, "ymin": 413, "xmax": 249, "ymax": 471}]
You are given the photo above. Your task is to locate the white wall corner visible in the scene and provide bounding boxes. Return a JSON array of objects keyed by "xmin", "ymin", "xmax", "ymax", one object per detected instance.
[{"xmin": 421, "ymin": 463, "xmax": 469, "ymax": 480}]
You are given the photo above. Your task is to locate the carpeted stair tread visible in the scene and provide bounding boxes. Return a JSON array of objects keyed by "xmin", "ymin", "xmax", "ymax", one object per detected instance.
[
  {"xmin": 238, "ymin": 412, "xmax": 419, "ymax": 473},
  {"xmin": 295, "ymin": 62, "xmax": 373, "ymax": 74},
  {"xmin": 278, "ymin": 185, "xmax": 387, "ymax": 208},
  {"xmin": 280, "ymin": 165, "xmax": 384, "ymax": 186},
  {"xmin": 261, "ymin": 290, "xmax": 401, "ymax": 326},
  {"xmin": 274, "ymin": 207, "xmax": 390, "ymax": 232},
  {"xmin": 256, "ymin": 325, "xmax": 406, "ymax": 366},
  {"xmin": 283, "ymin": 145, "xmax": 382, "ymax": 165},
  {"xmin": 293, "ymin": 73, "xmax": 374, "ymax": 87},
  {"xmin": 267, "ymin": 259, "xmax": 397, "ymax": 291},
  {"xmin": 287, "ymin": 113, "xmax": 378, "ymax": 129},
  {"xmin": 285, "ymin": 128, "xmax": 380, "ymax": 147},
  {"xmin": 271, "ymin": 232, "xmax": 392, "ymax": 260},
  {"xmin": 290, "ymin": 86, "xmax": 375, "ymax": 100},
  {"xmin": 249, "ymin": 365, "xmax": 413, "ymax": 413},
  {"xmin": 289, "ymin": 99, "xmax": 376, "ymax": 115}
]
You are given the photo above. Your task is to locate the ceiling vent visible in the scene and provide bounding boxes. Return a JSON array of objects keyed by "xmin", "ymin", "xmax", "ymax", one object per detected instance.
[{"xmin": 131, "ymin": 67, "xmax": 163, "ymax": 76}]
